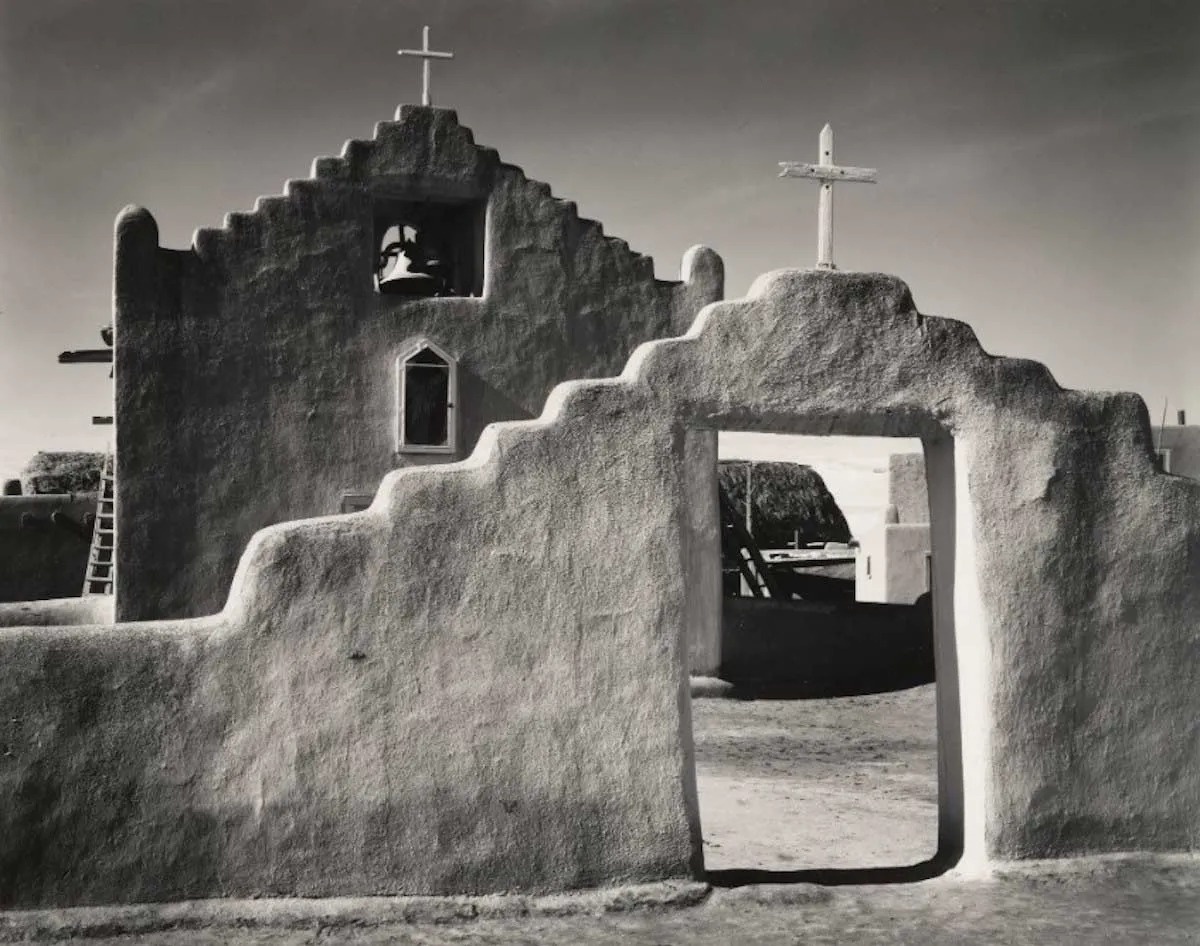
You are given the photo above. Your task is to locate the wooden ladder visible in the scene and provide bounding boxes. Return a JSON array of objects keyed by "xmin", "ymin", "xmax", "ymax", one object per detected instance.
[
  {"xmin": 82, "ymin": 455, "xmax": 115, "ymax": 596},
  {"xmin": 718, "ymin": 486, "xmax": 783, "ymax": 599}
]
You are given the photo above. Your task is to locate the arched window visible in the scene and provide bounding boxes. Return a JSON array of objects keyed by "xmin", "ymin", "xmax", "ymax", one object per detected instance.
[{"xmin": 396, "ymin": 339, "xmax": 457, "ymax": 454}]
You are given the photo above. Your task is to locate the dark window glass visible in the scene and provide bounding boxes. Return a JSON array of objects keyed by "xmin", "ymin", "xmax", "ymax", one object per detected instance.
[{"xmin": 404, "ymin": 348, "xmax": 450, "ymax": 446}]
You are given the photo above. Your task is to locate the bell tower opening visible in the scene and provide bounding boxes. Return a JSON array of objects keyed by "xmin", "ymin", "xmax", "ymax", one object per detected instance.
[{"xmin": 373, "ymin": 196, "xmax": 485, "ymax": 298}]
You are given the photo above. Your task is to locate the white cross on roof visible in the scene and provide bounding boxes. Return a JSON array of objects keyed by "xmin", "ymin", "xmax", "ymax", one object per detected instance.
[{"xmin": 397, "ymin": 26, "xmax": 454, "ymax": 107}]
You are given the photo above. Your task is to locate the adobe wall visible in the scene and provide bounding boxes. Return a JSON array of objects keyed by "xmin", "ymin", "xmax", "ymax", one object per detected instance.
[
  {"xmin": 0, "ymin": 596, "xmax": 114, "ymax": 627},
  {"xmin": 115, "ymin": 106, "xmax": 722, "ymax": 622},
  {"xmin": 888, "ymin": 452, "xmax": 930, "ymax": 523},
  {"xmin": 720, "ymin": 596, "xmax": 933, "ymax": 697},
  {"xmin": 855, "ymin": 522, "xmax": 931, "ymax": 604},
  {"xmin": 0, "ymin": 495, "xmax": 97, "ymax": 602},
  {"xmin": 3, "ymin": 270, "xmax": 1198, "ymax": 907},
  {"xmin": 1158, "ymin": 426, "xmax": 1200, "ymax": 479}
]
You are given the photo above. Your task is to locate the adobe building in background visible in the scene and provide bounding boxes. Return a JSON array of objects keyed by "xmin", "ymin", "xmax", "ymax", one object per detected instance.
[
  {"xmin": 1155, "ymin": 411, "xmax": 1200, "ymax": 479},
  {"xmin": 0, "ymin": 492, "xmax": 96, "ymax": 604},
  {"xmin": 857, "ymin": 413, "xmax": 1200, "ymax": 605},
  {"xmin": 856, "ymin": 453, "xmax": 931, "ymax": 604},
  {"xmin": 114, "ymin": 106, "xmax": 723, "ymax": 622},
  {"xmin": 0, "ymin": 454, "xmax": 104, "ymax": 604}
]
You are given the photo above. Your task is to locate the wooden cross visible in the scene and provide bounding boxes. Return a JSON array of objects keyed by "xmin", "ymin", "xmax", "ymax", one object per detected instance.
[
  {"xmin": 397, "ymin": 26, "xmax": 454, "ymax": 107},
  {"xmin": 779, "ymin": 124, "xmax": 877, "ymax": 270}
]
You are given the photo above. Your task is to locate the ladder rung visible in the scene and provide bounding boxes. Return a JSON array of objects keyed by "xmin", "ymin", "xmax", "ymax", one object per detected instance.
[{"xmin": 84, "ymin": 455, "xmax": 116, "ymax": 597}]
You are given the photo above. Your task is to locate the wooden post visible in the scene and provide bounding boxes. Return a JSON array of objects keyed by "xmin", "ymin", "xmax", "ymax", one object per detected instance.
[
  {"xmin": 745, "ymin": 462, "xmax": 753, "ymax": 537},
  {"xmin": 817, "ymin": 123, "xmax": 834, "ymax": 269}
]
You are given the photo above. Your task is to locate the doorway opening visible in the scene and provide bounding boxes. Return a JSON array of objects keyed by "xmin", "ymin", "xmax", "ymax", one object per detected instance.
[{"xmin": 687, "ymin": 431, "xmax": 961, "ymax": 882}]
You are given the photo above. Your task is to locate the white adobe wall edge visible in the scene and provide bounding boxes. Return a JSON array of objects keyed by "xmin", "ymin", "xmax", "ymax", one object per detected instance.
[{"xmin": 0, "ymin": 595, "xmax": 114, "ymax": 627}]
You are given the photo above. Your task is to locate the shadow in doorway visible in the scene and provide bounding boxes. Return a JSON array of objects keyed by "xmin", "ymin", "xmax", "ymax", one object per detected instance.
[{"xmin": 707, "ymin": 849, "xmax": 958, "ymax": 888}]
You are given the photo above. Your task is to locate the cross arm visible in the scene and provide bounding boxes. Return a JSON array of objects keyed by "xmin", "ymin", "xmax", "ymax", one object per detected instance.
[
  {"xmin": 778, "ymin": 162, "xmax": 877, "ymax": 183},
  {"xmin": 397, "ymin": 48, "xmax": 454, "ymax": 59}
]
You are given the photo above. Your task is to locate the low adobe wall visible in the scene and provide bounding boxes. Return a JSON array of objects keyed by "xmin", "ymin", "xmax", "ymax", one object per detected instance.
[
  {"xmin": 0, "ymin": 495, "xmax": 96, "ymax": 603},
  {"xmin": 0, "ymin": 597, "xmax": 114, "ymax": 627},
  {"xmin": 720, "ymin": 596, "xmax": 933, "ymax": 697},
  {"xmin": 1, "ymin": 270, "xmax": 1198, "ymax": 907}
]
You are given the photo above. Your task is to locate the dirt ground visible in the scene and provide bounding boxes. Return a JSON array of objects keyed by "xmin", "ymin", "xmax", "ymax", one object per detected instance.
[{"xmin": 691, "ymin": 683, "xmax": 939, "ymax": 871}]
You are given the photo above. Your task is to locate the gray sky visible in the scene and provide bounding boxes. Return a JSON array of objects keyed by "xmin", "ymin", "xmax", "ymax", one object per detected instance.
[{"xmin": 1, "ymin": 0, "xmax": 1197, "ymax": 479}]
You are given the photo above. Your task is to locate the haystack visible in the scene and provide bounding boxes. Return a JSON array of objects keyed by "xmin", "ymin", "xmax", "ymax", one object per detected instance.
[
  {"xmin": 18, "ymin": 451, "xmax": 105, "ymax": 495},
  {"xmin": 718, "ymin": 460, "xmax": 851, "ymax": 548}
]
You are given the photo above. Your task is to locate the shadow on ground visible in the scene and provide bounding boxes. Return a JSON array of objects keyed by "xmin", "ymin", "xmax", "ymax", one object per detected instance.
[
  {"xmin": 707, "ymin": 850, "xmax": 958, "ymax": 888},
  {"xmin": 717, "ymin": 594, "xmax": 935, "ymax": 699}
]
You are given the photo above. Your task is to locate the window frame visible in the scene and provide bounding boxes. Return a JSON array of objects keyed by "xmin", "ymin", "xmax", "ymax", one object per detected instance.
[{"xmin": 395, "ymin": 337, "xmax": 458, "ymax": 455}]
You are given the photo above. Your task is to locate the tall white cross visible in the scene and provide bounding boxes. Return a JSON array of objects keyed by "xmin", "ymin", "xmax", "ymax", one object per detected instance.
[
  {"xmin": 779, "ymin": 124, "xmax": 877, "ymax": 270},
  {"xmin": 397, "ymin": 26, "xmax": 454, "ymax": 107}
]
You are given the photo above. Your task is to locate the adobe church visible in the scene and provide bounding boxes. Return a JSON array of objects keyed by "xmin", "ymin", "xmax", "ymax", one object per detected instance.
[{"xmin": 112, "ymin": 105, "xmax": 722, "ymax": 621}]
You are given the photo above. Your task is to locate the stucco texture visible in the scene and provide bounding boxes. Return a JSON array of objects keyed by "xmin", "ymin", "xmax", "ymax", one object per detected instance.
[
  {"xmin": 115, "ymin": 106, "xmax": 721, "ymax": 622},
  {"xmin": 2, "ymin": 270, "xmax": 1198, "ymax": 907}
]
